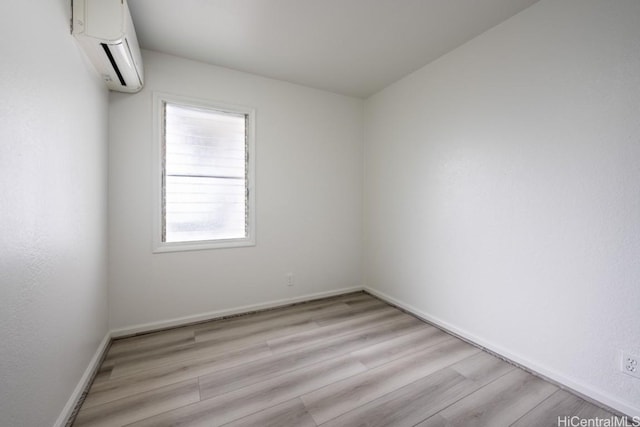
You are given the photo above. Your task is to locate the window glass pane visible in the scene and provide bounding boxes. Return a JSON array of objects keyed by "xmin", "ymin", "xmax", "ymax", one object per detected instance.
[{"xmin": 163, "ymin": 102, "xmax": 247, "ymax": 243}]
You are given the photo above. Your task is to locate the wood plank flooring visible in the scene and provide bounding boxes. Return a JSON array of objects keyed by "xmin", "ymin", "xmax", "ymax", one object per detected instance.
[{"xmin": 73, "ymin": 292, "xmax": 622, "ymax": 427}]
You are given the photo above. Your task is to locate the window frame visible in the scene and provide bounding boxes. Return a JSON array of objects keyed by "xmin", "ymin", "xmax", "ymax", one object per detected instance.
[{"xmin": 152, "ymin": 92, "xmax": 256, "ymax": 253}]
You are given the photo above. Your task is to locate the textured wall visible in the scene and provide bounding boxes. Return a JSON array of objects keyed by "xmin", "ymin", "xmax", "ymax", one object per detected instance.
[
  {"xmin": 108, "ymin": 50, "xmax": 363, "ymax": 330},
  {"xmin": 364, "ymin": 0, "xmax": 640, "ymax": 416},
  {"xmin": 0, "ymin": 1, "xmax": 109, "ymax": 426}
]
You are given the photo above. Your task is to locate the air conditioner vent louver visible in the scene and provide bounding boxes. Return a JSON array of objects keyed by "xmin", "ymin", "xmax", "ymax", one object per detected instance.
[{"xmin": 101, "ymin": 43, "xmax": 126, "ymax": 86}]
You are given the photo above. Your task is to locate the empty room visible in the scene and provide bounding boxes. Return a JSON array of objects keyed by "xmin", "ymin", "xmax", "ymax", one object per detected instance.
[{"xmin": 2, "ymin": 0, "xmax": 639, "ymax": 426}]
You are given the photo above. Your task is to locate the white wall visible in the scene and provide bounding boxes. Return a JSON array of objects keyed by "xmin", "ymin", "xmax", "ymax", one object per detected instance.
[
  {"xmin": 0, "ymin": 1, "xmax": 109, "ymax": 426},
  {"xmin": 108, "ymin": 50, "xmax": 363, "ymax": 330},
  {"xmin": 364, "ymin": 0, "xmax": 640, "ymax": 417}
]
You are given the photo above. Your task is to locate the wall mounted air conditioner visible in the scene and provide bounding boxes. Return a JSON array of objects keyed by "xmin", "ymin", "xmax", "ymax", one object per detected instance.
[{"xmin": 72, "ymin": 0, "xmax": 144, "ymax": 93}]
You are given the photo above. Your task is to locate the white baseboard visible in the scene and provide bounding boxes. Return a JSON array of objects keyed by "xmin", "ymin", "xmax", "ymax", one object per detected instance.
[
  {"xmin": 364, "ymin": 286, "xmax": 640, "ymax": 419},
  {"xmin": 110, "ymin": 287, "xmax": 364, "ymax": 338},
  {"xmin": 54, "ymin": 332, "xmax": 111, "ymax": 427}
]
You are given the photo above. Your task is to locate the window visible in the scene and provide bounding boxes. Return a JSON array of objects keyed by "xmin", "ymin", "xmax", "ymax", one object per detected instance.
[{"xmin": 153, "ymin": 93, "xmax": 255, "ymax": 252}]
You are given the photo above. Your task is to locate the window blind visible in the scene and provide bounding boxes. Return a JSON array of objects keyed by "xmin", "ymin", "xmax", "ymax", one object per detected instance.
[{"xmin": 163, "ymin": 102, "xmax": 248, "ymax": 243}]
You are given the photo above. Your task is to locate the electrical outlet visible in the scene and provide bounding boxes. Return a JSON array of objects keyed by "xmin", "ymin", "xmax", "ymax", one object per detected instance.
[
  {"xmin": 286, "ymin": 273, "xmax": 294, "ymax": 287},
  {"xmin": 621, "ymin": 351, "xmax": 640, "ymax": 379}
]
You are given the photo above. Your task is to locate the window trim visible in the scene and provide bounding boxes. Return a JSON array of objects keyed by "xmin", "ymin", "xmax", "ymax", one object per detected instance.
[{"xmin": 152, "ymin": 92, "xmax": 256, "ymax": 253}]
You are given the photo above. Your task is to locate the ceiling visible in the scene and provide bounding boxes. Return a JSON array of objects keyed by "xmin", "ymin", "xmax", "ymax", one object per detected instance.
[{"xmin": 128, "ymin": 0, "xmax": 540, "ymax": 98}]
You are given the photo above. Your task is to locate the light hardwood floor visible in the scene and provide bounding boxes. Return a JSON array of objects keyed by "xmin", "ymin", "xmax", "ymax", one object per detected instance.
[{"xmin": 72, "ymin": 292, "xmax": 622, "ymax": 427}]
